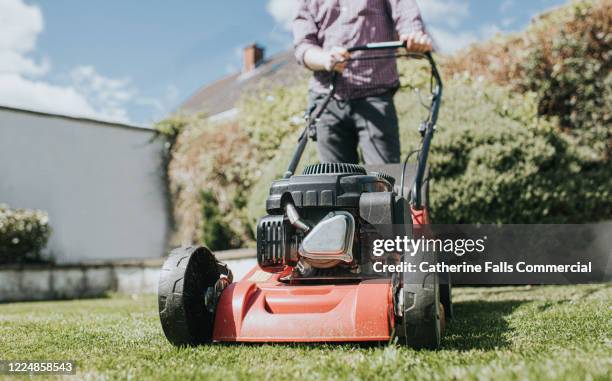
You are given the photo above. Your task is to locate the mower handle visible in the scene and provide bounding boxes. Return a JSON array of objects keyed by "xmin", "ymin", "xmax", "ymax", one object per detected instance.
[
  {"xmin": 347, "ymin": 41, "xmax": 406, "ymax": 52},
  {"xmin": 284, "ymin": 41, "xmax": 443, "ymax": 207},
  {"xmin": 346, "ymin": 41, "xmax": 441, "ymax": 93},
  {"xmin": 349, "ymin": 41, "xmax": 443, "ymax": 209}
]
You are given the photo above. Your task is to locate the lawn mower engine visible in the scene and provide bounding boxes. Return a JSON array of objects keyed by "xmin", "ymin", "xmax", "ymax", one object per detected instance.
[{"xmin": 257, "ymin": 163, "xmax": 400, "ymax": 279}]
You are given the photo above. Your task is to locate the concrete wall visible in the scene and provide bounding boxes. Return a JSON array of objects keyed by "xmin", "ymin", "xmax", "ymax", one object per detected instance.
[
  {"xmin": 0, "ymin": 106, "xmax": 168, "ymax": 263},
  {"xmin": 0, "ymin": 254, "xmax": 257, "ymax": 302}
]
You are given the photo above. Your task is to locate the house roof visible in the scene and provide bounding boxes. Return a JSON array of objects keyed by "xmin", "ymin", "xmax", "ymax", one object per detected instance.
[{"xmin": 179, "ymin": 50, "xmax": 306, "ymax": 117}]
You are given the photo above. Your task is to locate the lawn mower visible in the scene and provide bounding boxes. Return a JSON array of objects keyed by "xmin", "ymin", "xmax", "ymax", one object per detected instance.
[{"xmin": 158, "ymin": 41, "xmax": 452, "ymax": 348}]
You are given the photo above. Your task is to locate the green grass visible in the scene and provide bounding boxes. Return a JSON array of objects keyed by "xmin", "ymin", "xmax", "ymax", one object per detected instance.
[{"xmin": 1, "ymin": 284, "xmax": 610, "ymax": 380}]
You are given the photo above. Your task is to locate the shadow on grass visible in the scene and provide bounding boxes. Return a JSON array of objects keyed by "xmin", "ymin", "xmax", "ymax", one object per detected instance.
[{"xmin": 442, "ymin": 300, "xmax": 526, "ymax": 350}]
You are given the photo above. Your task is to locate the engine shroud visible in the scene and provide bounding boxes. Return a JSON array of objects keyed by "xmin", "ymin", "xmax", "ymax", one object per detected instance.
[
  {"xmin": 266, "ymin": 164, "xmax": 391, "ymax": 212},
  {"xmin": 257, "ymin": 164, "xmax": 408, "ymax": 274}
]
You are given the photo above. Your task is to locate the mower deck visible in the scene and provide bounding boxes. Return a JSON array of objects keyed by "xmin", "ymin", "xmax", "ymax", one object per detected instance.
[{"xmin": 212, "ymin": 266, "xmax": 393, "ymax": 342}]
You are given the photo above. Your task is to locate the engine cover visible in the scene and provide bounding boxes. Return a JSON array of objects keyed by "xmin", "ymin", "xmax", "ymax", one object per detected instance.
[
  {"xmin": 265, "ymin": 164, "xmax": 392, "ymax": 213},
  {"xmin": 257, "ymin": 163, "xmax": 401, "ymax": 274}
]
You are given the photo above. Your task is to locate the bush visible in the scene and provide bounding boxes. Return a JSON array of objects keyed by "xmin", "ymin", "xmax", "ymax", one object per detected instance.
[
  {"xmin": 424, "ymin": 73, "xmax": 611, "ymax": 223},
  {"xmin": 238, "ymin": 82, "xmax": 309, "ymax": 158},
  {"xmin": 157, "ymin": 116, "xmax": 258, "ymax": 248},
  {"xmin": 429, "ymin": 90, "xmax": 611, "ymax": 223},
  {"xmin": 445, "ymin": 0, "xmax": 611, "ymax": 158},
  {"xmin": 200, "ymin": 190, "xmax": 235, "ymax": 250},
  {"xmin": 0, "ymin": 204, "xmax": 51, "ymax": 265}
]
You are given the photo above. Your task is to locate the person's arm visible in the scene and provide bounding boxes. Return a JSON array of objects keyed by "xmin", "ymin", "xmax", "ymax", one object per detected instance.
[
  {"xmin": 292, "ymin": 0, "xmax": 349, "ymax": 72},
  {"xmin": 386, "ymin": 0, "xmax": 433, "ymax": 53}
]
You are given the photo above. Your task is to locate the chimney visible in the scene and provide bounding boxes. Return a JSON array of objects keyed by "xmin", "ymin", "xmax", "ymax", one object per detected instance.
[{"xmin": 243, "ymin": 44, "xmax": 265, "ymax": 72}]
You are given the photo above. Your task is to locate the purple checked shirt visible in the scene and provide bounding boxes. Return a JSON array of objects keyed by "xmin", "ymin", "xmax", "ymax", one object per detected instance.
[{"xmin": 293, "ymin": 0, "xmax": 426, "ymax": 99}]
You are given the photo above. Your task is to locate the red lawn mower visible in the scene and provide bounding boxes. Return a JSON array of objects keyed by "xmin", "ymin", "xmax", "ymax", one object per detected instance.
[{"xmin": 158, "ymin": 42, "xmax": 452, "ymax": 349}]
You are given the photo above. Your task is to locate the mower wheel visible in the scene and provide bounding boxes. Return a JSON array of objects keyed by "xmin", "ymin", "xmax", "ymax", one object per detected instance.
[
  {"xmin": 158, "ymin": 246, "xmax": 221, "ymax": 346},
  {"xmin": 439, "ymin": 271, "xmax": 454, "ymax": 320},
  {"xmin": 396, "ymin": 268, "xmax": 442, "ymax": 349}
]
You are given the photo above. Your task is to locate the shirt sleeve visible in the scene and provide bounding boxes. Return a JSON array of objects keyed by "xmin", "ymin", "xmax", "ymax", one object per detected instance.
[
  {"xmin": 386, "ymin": 0, "xmax": 426, "ymax": 36},
  {"xmin": 293, "ymin": 0, "xmax": 320, "ymax": 66}
]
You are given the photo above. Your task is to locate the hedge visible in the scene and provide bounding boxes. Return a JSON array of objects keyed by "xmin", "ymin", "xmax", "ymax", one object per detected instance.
[
  {"xmin": 0, "ymin": 204, "xmax": 51, "ymax": 265},
  {"xmin": 445, "ymin": 0, "xmax": 611, "ymax": 159},
  {"xmin": 427, "ymin": 79, "xmax": 611, "ymax": 223}
]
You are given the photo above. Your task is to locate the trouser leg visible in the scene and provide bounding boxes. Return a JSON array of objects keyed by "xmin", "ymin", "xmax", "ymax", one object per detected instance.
[
  {"xmin": 352, "ymin": 95, "xmax": 401, "ymax": 164},
  {"xmin": 309, "ymin": 92, "xmax": 359, "ymax": 164}
]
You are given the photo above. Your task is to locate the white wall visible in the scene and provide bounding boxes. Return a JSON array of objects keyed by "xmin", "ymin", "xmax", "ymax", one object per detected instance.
[{"xmin": 0, "ymin": 107, "xmax": 169, "ymax": 263}]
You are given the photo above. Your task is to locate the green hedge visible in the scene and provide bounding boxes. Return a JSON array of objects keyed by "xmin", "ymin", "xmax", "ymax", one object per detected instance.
[
  {"xmin": 0, "ymin": 204, "xmax": 51, "ymax": 265},
  {"xmin": 428, "ymin": 89, "xmax": 611, "ymax": 223}
]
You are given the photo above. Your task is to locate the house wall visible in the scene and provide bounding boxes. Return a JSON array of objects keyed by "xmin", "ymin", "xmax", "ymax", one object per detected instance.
[{"xmin": 0, "ymin": 107, "xmax": 169, "ymax": 263}]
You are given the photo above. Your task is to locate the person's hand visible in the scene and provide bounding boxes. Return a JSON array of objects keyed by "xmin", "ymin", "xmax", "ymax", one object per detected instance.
[
  {"xmin": 324, "ymin": 47, "xmax": 350, "ymax": 73},
  {"xmin": 400, "ymin": 31, "xmax": 433, "ymax": 53}
]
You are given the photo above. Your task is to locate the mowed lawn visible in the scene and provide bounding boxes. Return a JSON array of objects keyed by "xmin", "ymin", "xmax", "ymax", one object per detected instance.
[{"xmin": 1, "ymin": 284, "xmax": 610, "ymax": 381}]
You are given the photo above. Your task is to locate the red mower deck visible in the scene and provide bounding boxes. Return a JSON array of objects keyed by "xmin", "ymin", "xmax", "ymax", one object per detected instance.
[{"xmin": 212, "ymin": 267, "xmax": 393, "ymax": 342}]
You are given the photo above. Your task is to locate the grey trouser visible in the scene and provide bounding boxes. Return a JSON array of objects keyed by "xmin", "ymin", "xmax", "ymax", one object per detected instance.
[{"xmin": 308, "ymin": 91, "xmax": 401, "ymax": 164}]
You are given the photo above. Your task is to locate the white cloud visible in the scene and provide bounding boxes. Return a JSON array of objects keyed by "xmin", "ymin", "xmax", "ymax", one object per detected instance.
[
  {"xmin": 136, "ymin": 85, "xmax": 179, "ymax": 115},
  {"xmin": 69, "ymin": 66, "xmax": 137, "ymax": 122},
  {"xmin": 417, "ymin": 0, "xmax": 469, "ymax": 28},
  {"xmin": 0, "ymin": 50, "xmax": 50, "ymax": 76},
  {"xmin": 0, "ymin": 0, "xmax": 169, "ymax": 124},
  {"xmin": 0, "ymin": 73, "xmax": 99, "ymax": 117},
  {"xmin": 0, "ymin": 0, "xmax": 101, "ymax": 118},
  {"xmin": 480, "ymin": 24, "xmax": 503, "ymax": 40},
  {"xmin": 415, "ymin": 0, "xmax": 474, "ymax": 52},
  {"xmin": 428, "ymin": 26, "xmax": 477, "ymax": 53},
  {"xmin": 0, "ymin": 0, "xmax": 48, "ymax": 76},
  {"xmin": 418, "ymin": 0, "xmax": 513, "ymax": 53},
  {"xmin": 429, "ymin": 23, "xmax": 513, "ymax": 53},
  {"xmin": 500, "ymin": 0, "xmax": 516, "ymax": 13},
  {"xmin": 501, "ymin": 17, "xmax": 516, "ymax": 28},
  {"xmin": 267, "ymin": 0, "xmax": 299, "ymax": 31},
  {"xmin": 0, "ymin": 0, "xmax": 42, "ymax": 53}
]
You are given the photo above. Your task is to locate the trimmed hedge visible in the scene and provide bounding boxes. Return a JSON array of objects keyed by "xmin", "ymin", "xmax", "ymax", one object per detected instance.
[
  {"xmin": 428, "ymin": 80, "xmax": 611, "ymax": 223},
  {"xmin": 0, "ymin": 204, "xmax": 51, "ymax": 265}
]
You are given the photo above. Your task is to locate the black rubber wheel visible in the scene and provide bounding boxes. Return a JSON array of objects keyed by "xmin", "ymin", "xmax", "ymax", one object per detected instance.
[
  {"xmin": 158, "ymin": 246, "xmax": 220, "ymax": 346},
  {"xmin": 395, "ymin": 239, "xmax": 442, "ymax": 349},
  {"xmin": 439, "ymin": 271, "xmax": 454, "ymax": 320},
  {"xmin": 397, "ymin": 272, "xmax": 442, "ymax": 349}
]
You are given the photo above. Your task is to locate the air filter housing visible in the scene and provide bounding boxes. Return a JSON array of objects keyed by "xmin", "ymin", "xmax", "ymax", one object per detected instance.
[{"xmin": 302, "ymin": 163, "xmax": 366, "ymax": 176}]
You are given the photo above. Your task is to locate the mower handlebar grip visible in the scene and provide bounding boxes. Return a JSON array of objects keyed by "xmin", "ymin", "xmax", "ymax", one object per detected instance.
[{"xmin": 347, "ymin": 41, "xmax": 406, "ymax": 52}]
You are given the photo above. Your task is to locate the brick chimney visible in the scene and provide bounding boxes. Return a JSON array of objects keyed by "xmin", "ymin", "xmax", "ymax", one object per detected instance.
[{"xmin": 243, "ymin": 44, "xmax": 265, "ymax": 72}]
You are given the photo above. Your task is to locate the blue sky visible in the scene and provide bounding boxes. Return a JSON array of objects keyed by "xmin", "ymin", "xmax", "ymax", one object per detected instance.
[{"xmin": 0, "ymin": 0, "xmax": 567, "ymax": 126}]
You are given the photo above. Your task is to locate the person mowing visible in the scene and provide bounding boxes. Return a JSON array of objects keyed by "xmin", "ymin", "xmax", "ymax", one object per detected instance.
[{"xmin": 293, "ymin": 0, "xmax": 433, "ymax": 164}]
